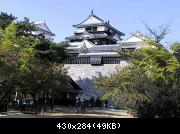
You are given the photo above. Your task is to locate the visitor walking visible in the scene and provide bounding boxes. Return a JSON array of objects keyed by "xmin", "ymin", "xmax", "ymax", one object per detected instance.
[
  {"xmin": 80, "ymin": 97, "xmax": 85, "ymax": 113},
  {"xmin": 105, "ymin": 100, "xmax": 108, "ymax": 108},
  {"xmin": 76, "ymin": 97, "xmax": 80, "ymax": 113},
  {"xmin": 50, "ymin": 98, "xmax": 54, "ymax": 111}
]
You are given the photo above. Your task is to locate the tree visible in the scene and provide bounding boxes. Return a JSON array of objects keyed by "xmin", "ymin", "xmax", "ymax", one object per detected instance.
[
  {"xmin": 0, "ymin": 14, "xmax": 70, "ymax": 114},
  {"xmin": 0, "ymin": 12, "xmax": 17, "ymax": 30},
  {"xmin": 143, "ymin": 22, "xmax": 171, "ymax": 44},
  {"xmin": 95, "ymin": 41, "xmax": 180, "ymax": 117},
  {"xmin": 171, "ymin": 43, "xmax": 180, "ymax": 61},
  {"xmin": 18, "ymin": 39, "xmax": 70, "ymax": 114},
  {"xmin": 16, "ymin": 17, "xmax": 36, "ymax": 38},
  {"xmin": 0, "ymin": 22, "xmax": 19, "ymax": 101},
  {"xmin": 0, "ymin": 22, "xmax": 18, "ymax": 50},
  {"xmin": 15, "ymin": 18, "xmax": 70, "ymax": 114}
]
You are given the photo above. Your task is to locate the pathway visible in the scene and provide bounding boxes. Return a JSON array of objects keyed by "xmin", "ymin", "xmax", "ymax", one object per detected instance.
[{"xmin": 0, "ymin": 106, "xmax": 133, "ymax": 118}]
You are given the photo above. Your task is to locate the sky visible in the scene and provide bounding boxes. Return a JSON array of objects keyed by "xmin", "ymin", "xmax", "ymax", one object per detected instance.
[{"xmin": 0, "ymin": 0, "xmax": 180, "ymax": 48}]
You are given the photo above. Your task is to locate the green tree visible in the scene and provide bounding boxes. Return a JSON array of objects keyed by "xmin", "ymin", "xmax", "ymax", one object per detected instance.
[
  {"xmin": 0, "ymin": 12, "xmax": 16, "ymax": 30},
  {"xmin": 96, "ymin": 41, "xmax": 180, "ymax": 117},
  {"xmin": 18, "ymin": 39, "xmax": 70, "ymax": 114},
  {"xmin": 0, "ymin": 14, "xmax": 70, "ymax": 114},
  {"xmin": 0, "ymin": 22, "xmax": 20, "ymax": 102},
  {"xmin": 16, "ymin": 19, "xmax": 70, "ymax": 114},
  {"xmin": 171, "ymin": 43, "xmax": 180, "ymax": 61}
]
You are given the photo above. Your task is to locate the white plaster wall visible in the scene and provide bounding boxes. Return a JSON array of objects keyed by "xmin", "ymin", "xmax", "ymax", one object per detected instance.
[
  {"xmin": 97, "ymin": 26, "xmax": 107, "ymax": 32},
  {"xmin": 34, "ymin": 31, "xmax": 53, "ymax": 40},
  {"xmin": 75, "ymin": 28, "xmax": 85, "ymax": 33}
]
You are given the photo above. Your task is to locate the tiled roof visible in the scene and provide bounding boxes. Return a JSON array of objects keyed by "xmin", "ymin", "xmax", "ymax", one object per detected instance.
[
  {"xmin": 73, "ymin": 12, "xmax": 125, "ymax": 36},
  {"xmin": 35, "ymin": 21, "xmax": 55, "ymax": 36}
]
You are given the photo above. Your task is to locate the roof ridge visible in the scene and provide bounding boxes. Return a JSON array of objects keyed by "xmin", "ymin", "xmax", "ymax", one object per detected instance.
[
  {"xmin": 35, "ymin": 21, "xmax": 53, "ymax": 33},
  {"xmin": 74, "ymin": 11, "xmax": 105, "ymax": 27}
]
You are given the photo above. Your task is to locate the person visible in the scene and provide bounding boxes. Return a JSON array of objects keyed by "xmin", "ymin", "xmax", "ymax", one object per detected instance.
[
  {"xmin": 75, "ymin": 97, "xmax": 80, "ymax": 113},
  {"xmin": 80, "ymin": 97, "xmax": 85, "ymax": 113},
  {"xmin": 105, "ymin": 100, "xmax": 108, "ymax": 108},
  {"xmin": 50, "ymin": 98, "xmax": 54, "ymax": 111},
  {"xmin": 90, "ymin": 96, "xmax": 94, "ymax": 108}
]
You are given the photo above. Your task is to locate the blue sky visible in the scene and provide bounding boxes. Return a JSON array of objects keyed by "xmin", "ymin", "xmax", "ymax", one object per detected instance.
[{"xmin": 0, "ymin": 0, "xmax": 180, "ymax": 48}]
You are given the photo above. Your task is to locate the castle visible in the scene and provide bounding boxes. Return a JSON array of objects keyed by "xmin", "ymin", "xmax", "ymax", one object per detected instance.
[
  {"xmin": 63, "ymin": 11, "xmax": 153, "ymax": 103},
  {"xmin": 35, "ymin": 12, "xmax": 153, "ymax": 106}
]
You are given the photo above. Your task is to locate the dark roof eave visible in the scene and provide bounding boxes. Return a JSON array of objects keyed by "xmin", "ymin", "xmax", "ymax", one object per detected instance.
[
  {"xmin": 66, "ymin": 36, "xmax": 117, "ymax": 42},
  {"xmin": 73, "ymin": 23, "xmax": 125, "ymax": 36},
  {"xmin": 37, "ymin": 28, "xmax": 55, "ymax": 36},
  {"xmin": 105, "ymin": 23, "xmax": 125, "ymax": 36},
  {"xmin": 73, "ymin": 23, "xmax": 105, "ymax": 28},
  {"xmin": 90, "ymin": 36, "xmax": 117, "ymax": 42}
]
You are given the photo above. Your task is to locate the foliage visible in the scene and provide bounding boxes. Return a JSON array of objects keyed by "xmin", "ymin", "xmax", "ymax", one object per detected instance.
[
  {"xmin": 96, "ymin": 41, "xmax": 180, "ymax": 117},
  {"xmin": 0, "ymin": 13, "xmax": 70, "ymax": 114},
  {"xmin": 0, "ymin": 12, "xmax": 17, "ymax": 30},
  {"xmin": 171, "ymin": 43, "xmax": 180, "ymax": 61},
  {"xmin": 0, "ymin": 22, "xmax": 18, "ymax": 51}
]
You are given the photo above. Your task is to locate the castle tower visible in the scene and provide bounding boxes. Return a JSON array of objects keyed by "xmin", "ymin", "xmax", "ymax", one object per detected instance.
[{"xmin": 64, "ymin": 12, "xmax": 128, "ymax": 102}]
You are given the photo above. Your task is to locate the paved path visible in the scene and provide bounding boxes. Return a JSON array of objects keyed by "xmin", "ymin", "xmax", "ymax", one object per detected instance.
[{"xmin": 0, "ymin": 106, "xmax": 133, "ymax": 118}]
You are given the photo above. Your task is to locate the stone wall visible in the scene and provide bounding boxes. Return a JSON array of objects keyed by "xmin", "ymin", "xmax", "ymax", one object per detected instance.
[{"xmin": 64, "ymin": 61, "xmax": 128, "ymax": 99}]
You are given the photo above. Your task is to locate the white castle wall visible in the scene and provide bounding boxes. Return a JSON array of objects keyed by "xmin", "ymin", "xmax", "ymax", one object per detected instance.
[{"xmin": 64, "ymin": 61, "xmax": 128, "ymax": 99}]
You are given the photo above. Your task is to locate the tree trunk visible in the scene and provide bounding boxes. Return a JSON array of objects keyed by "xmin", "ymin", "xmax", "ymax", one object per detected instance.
[
  {"xmin": 44, "ymin": 99, "xmax": 47, "ymax": 112},
  {"xmin": 43, "ymin": 91, "xmax": 47, "ymax": 112},
  {"xmin": 32, "ymin": 93, "xmax": 38, "ymax": 115},
  {"xmin": 33, "ymin": 99, "xmax": 38, "ymax": 115}
]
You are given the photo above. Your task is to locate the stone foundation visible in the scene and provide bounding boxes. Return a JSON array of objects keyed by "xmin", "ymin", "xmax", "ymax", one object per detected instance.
[{"xmin": 64, "ymin": 61, "xmax": 128, "ymax": 99}]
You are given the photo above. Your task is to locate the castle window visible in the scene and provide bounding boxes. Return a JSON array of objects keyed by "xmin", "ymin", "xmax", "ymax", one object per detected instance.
[{"xmin": 102, "ymin": 40, "xmax": 107, "ymax": 44}]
